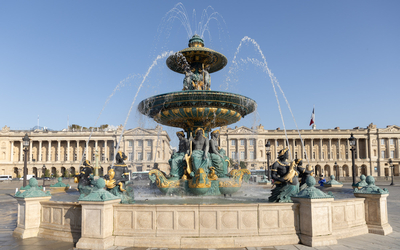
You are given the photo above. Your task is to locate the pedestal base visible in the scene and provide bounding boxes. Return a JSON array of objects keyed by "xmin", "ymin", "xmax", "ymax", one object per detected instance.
[
  {"xmin": 299, "ymin": 234, "xmax": 337, "ymax": 247},
  {"xmin": 76, "ymin": 236, "xmax": 115, "ymax": 249}
]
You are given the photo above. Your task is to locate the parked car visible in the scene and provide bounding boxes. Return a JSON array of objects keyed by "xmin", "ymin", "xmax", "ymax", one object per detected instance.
[{"xmin": 19, "ymin": 175, "xmax": 35, "ymax": 181}]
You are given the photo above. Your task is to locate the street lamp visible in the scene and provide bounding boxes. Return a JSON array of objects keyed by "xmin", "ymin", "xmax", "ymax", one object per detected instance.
[
  {"xmin": 265, "ymin": 141, "xmax": 271, "ymax": 180},
  {"xmin": 348, "ymin": 133, "xmax": 356, "ymax": 187},
  {"xmin": 22, "ymin": 133, "xmax": 30, "ymax": 187},
  {"xmin": 42, "ymin": 164, "xmax": 46, "ymax": 187},
  {"xmin": 388, "ymin": 159, "xmax": 395, "ymax": 186}
]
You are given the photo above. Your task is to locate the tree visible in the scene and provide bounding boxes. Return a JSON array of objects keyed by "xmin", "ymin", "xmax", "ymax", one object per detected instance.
[
  {"xmin": 44, "ymin": 169, "xmax": 51, "ymax": 178},
  {"xmin": 64, "ymin": 170, "xmax": 70, "ymax": 178},
  {"xmin": 54, "ymin": 170, "xmax": 59, "ymax": 178},
  {"xmin": 240, "ymin": 161, "xmax": 247, "ymax": 169}
]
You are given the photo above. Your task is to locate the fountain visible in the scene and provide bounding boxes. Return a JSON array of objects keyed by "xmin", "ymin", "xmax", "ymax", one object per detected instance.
[
  {"xmin": 12, "ymin": 24, "xmax": 392, "ymax": 250},
  {"xmin": 138, "ymin": 34, "xmax": 256, "ymax": 196}
]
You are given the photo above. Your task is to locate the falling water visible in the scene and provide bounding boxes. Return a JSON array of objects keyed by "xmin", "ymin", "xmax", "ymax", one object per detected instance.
[
  {"xmin": 112, "ymin": 51, "xmax": 175, "ymax": 167},
  {"xmin": 228, "ymin": 37, "xmax": 310, "ymax": 164},
  {"xmin": 78, "ymin": 73, "xmax": 141, "ymax": 167}
]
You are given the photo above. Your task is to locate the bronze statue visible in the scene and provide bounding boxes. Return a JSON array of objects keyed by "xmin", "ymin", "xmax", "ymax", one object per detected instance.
[
  {"xmin": 209, "ymin": 129, "xmax": 229, "ymax": 177},
  {"xmin": 268, "ymin": 148, "xmax": 304, "ymax": 202},
  {"xmin": 168, "ymin": 131, "xmax": 189, "ymax": 179},
  {"xmin": 190, "ymin": 128, "xmax": 210, "ymax": 176},
  {"xmin": 74, "ymin": 160, "xmax": 94, "ymax": 196},
  {"xmin": 299, "ymin": 164, "xmax": 314, "ymax": 191}
]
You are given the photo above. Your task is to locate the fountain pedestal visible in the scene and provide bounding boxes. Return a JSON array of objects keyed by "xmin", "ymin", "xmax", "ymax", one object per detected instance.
[
  {"xmin": 13, "ymin": 196, "xmax": 52, "ymax": 239},
  {"xmin": 292, "ymin": 197, "xmax": 337, "ymax": 247},
  {"xmin": 354, "ymin": 193, "xmax": 393, "ymax": 235},
  {"xmin": 76, "ymin": 199, "xmax": 121, "ymax": 250}
]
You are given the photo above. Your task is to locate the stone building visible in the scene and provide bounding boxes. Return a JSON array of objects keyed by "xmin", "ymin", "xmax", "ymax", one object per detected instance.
[
  {"xmin": 0, "ymin": 125, "xmax": 172, "ymax": 178},
  {"xmin": 219, "ymin": 123, "xmax": 400, "ymax": 178}
]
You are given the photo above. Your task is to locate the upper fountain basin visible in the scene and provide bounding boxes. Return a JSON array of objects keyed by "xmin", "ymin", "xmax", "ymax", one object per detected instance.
[{"xmin": 138, "ymin": 90, "xmax": 257, "ymax": 131}]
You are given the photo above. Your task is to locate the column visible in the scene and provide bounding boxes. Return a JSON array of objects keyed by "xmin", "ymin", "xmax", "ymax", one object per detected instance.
[
  {"xmin": 57, "ymin": 141, "xmax": 61, "ymax": 162},
  {"xmin": 319, "ymin": 139, "xmax": 323, "ymax": 160},
  {"xmin": 38, "ymin": 141, "xmax": 42, "ymax": 162},
  {"xmin": 292, "ymin": 138, "xmax": 295, "ymax": 159},
  {"xmin": 274, "ymin": 139, "xmax": 278, "ymax": 161},
  {"xmin": 328, "ymin": 138, "xmax": 332, "ymax": 160},
  {"xmin": 365, "ymin": 138, "xmax": 369, "ymax": 159},
  {"xmin": 356, "ymin": 138, "xmax": 360, "ymax": 160},
  {"xmin": 76, "ymin": 140, "xmax": 79, "ymax": 162},
  {"xmin": 67, "ymin": 141, "xmax": 70, "ymax": 161},
  {"xmin": 10, "ymin": 141, "xmax": 14, "ymax": 162},
  {"xmin": 47, "ymin": 141, "xmax": 51, "ymax": 162},
  {"xmin": 85, "ymin": 140, "xmax": 89, "ymax": 160},
  {"xmin": 29, "ymin": 140, "xmax": 33, "ymax": 162},
  {"xmin": 105, "ymin": 140, "xmax": 108, "ymax": 162},
  {"xmin": 20, "ymin": 141, "xmax": 23, "ymax": 162},
  {"xmin": 347, "ymin": 138, "xmax": 350, "ymax": 160},
  {"xmin": 338, "ymin": 138, "xmax": 342, "ymax": 160},
  {"xmin": 310, "ymin": 139, "xmax": 314, "ymax": 160}
]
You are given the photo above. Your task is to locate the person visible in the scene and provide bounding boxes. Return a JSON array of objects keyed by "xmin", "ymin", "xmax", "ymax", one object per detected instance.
[
  {"xmin": 168, "ymin": 131, "xmax": 189, "ymax": 179},
  {"xmin": 268, "ymin": 148, "xmax": 302, "ymax": 202},
  {"xmin": 318, "ymin": 176, "xmax": 326, "ymax": 186},
  {"xmin": 209, "ymin": 129, "xmax": 229, "ymax": 178},
  {"xmin": 190, "ymin": 128, "xmax": 210, "ymax": 176}
]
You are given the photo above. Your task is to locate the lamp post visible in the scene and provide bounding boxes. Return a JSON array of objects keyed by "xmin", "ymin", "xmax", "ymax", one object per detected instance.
[
  {"xmin": 265, "ymin": 141, "xmax": 271, "ymax": 180},
  {"xmin": 42, "ymin": 164, "xmax": 46, "ymax": 187},
  {"xmin": 348, "ymin": 133, "xmax": 356, "ymax": 187},
  {"xmin": 388, "ymin": 158, "xmax": 395, "ymax": 186},
  {"xmin": 22, "ymin": 133, "xmax": 30, "ymax": 187}
]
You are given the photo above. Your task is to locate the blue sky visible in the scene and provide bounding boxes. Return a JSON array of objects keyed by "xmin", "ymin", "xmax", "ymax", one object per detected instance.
[{"xmin": 1, "ymin": 1, "xmax": 399, "ymax": 142}]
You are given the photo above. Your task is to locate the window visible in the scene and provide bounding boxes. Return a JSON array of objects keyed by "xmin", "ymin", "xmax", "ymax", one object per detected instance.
[
  {"xmin": 277, "ymin": 141, "xmax": 279, "ymax": 146},
  {"xmin": 322, "ymin": 152, "xmax": 324, "ymax": 160},
  {"xmin": 295, "ymin": 152, "xmax": 298, "ymax": 159},
  {"xmin": 138, "ymin": 140, "xmax": 143, "ymax": 147},
  {"xmin": 240, "ymin": 139, "xmax": 245, "ymax": 146},
  {"xmin": 128, "ymin": 153, "xmax": 133, "ymax": 161},
  {"xmin": 231, "ymin": 151, "xmax": 236, "ymax": 159},
  {"xmin": 390, "ymin": 139, "xmax": 394, "ymax": 145},
  {"xmin": 250, "ymin": 151, "xmax": 254, "ymax": 160},
  {"xmin": 147, "ymin": 140, "xmax": 152, "ymax": 147},
  {"xmin": 138, "ymin": 152, "xmax": 143, "ymax": 161},
  {"xmin": 240, "ymin": 151, "xmax": 245, "ymax": 160},
  {"xmin": 129, "ymin": 141, "xmax": 133, "ymax": 147},
  {"xmin": 74, "ymin": 154, "xmax": 77, "ymax": 161},
  {"xmin": 390, "ymin": 151, "xmax": 394, "ymax": 158},
  {"xmin": 294, "ymin": 140, "xmax": 297, "ymax": 146},
  {"xmin": 250, "ymin": 139, "xmax": 254, "ymax": 146},
  {"xmin": 136, "ymin": 166, "xmax": 142, "ymax": 172},
  {"xmin": 312, "ymin": 152, "xmax": 315, "ymax": 159},
  {"xmin": 381, "ymin": 139, "xmax": 385, "ymax": 145},
  {"xmin": 92, "ymin": 154, "xmax": 95, "ymax": 161},
  {"xmin": 231, "ymin": 140, "xmax": 236, "ymax": 146},
  {"xmin": 147, "ymin": 152, "xmax": 151, "ymax": 161},
  {"xmin": 381, "ymin": 151, "xmax": 385, "ymax": 159},
  {"xmin": 101, "ymin": 154, "xmax": 105, "ymax": 161}
]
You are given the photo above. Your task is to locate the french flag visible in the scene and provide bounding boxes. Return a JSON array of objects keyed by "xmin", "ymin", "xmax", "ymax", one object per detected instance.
[{"xmin": 309, "ymin": 108, "xmax": 315, "ymax": 126}]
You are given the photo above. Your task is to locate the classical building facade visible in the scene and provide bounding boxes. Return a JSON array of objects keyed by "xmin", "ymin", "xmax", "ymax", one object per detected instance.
[
  {"xmin": 0, "ymin": 125, "xmax": 172, "ymax": 178},
  {"xmin": 219, "ymin": 123, "xmax": 400, "ymax": 178},
  {"xmin": 1, "ymin": 123, "xmax": 399, "ymax": 179}
]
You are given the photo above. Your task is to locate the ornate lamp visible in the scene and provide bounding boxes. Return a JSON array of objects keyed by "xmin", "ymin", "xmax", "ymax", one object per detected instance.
[
  {"xmin": 348, "ymin": 133, "xmax": 356, "ymax": 186},
  {"xmin": 22, "ymin": 133, "xmax": 30, "ymax": 187}
]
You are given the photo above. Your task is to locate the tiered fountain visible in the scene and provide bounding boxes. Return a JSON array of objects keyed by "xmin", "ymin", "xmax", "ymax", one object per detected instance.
[{"xmin": 139, "ymin": 35, "xmax": 257, "ymax": 196}]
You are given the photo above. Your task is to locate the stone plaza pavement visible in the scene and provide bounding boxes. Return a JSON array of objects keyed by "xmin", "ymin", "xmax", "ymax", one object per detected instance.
[{"xmin": 1, "ymin": 180, "xmax": 399, "ymax": 250}]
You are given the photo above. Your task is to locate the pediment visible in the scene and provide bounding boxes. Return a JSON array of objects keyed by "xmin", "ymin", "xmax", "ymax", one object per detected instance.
[
  {"xmin": 124, "ymin": 128, "xmax": 154, "ymax": 136},
  {"xmin": 228, "ymin": 126, "xmax": 255, "ymax": 134},
  {"xmin": 381, "ymin": 125, "xmax": 400, "ymax": 133}
]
